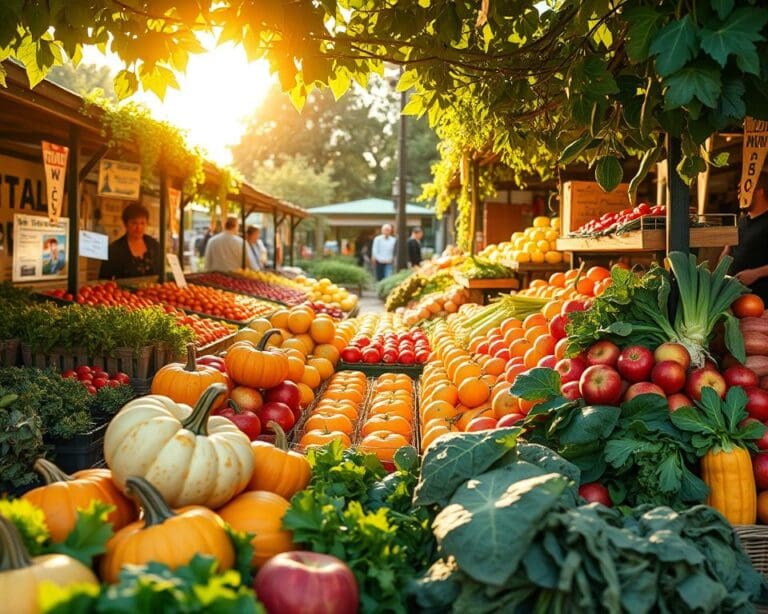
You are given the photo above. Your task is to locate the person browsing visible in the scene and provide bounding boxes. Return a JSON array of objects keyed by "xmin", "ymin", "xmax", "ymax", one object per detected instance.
[
  {"xmin": 407, "ymin": 227, "xmax": 424, "ymax": 268},
  {"xmin": 99, "ymin": 204, "xmax": 162, "ymax": 279},
  {"xmin": 246, "ymin": 225, "xmax": 268, "ymax": 270},
  {"xmin": 204, "ymin": 216, "xmax": 245, "ymax": 272},
  {"xmin": 371, "ymin": 223, "xmax": 396, "ymax": 280},
  {"xmin": 724, "ymin": 171, "xmax": 768, "ymax": 303}
]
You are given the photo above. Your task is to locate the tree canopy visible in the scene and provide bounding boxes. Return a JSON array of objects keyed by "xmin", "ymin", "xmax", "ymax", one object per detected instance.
[{"xmin": 2, "ymin": 0, "xmax": 767, "ymax": 245}]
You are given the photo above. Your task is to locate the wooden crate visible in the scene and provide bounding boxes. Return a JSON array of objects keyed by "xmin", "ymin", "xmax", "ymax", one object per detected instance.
[
  {"xmin": 557, "ymin": 226, "xmax": 738, "ymax": 253},
  {"xmin": 483, "ymin": 202, "xmax": 529, "ymax": 246},
  {"xmin": 560, "ymin": 181, "xmax": 630, "ymax": 236}
]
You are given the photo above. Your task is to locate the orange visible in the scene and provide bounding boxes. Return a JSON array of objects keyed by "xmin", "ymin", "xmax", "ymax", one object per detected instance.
[
  {"xmin": 533, "ymin": 334, "xmax": 556, "ymax": 356},
  {"xmin": 309, "ymin": 318, "xmax": 335, "ymax": 343},
  {"xmin": 331, "ymin": 335, "xmax": 348, "ymax": 352},
  {"xmin": 300, "ymin": 364, "xmax": 321, "ymax": 389},
  {"xmin": 554, "ymin": 337, "xmax": 570, "ymax": 360},
  {"xmin": 269, "ymin": 308, "xmax": 290, "ymax": 329},
  {"xmin": 503, "ymin": 328, "xmax": 525, "ymax": 344},
  {"xmin": 576, "ymin": 277, "xmax": 596, "ymax": 297},
  {"xmin": 307, "ymin": 356, "xmax": 334, "ymax": 380},
  {"xmin": 529, "ymin": 279, "xmax": 547, "ymax": 289},
  {"xmin": 542, "ymin": 300, "xmax": 563, "ymax": 320},
  {"xmin": 294, "ymin": 333, "xmax": 316, "ymax": 355},
  {"xmin": 564, "ymin": 268, "xmax": 580, "ymax": 281},
  {"xmin": 428, "ymin": 382, "xmax": 459, "ymax": 405},
  {"xmin": 523, "ymin": 347, "xmax": 544, "ymax": 368},
  {"xmin": 282, "ymin": 337, "xmax": 308, "ymax": 356},
  {"xmin": 500, "ymin": 317, "xmax": 522, "ymax": 332},
  {"xmin": 518, "ymin": 397, "xmax": 543, "ymax": 414},
  {"xmin": 421, "ymin": 400, "xmax": 458, "ymax": 424},
  {"xmin": 420, "ymin": 425, "xmax": 451, "ymax": 452},
  {"xmin": 362, "ymin": 414, "xmax": 413, "ymax": 438},
  {"xmin": 504, "ymin": 363, "xmax": 528, "ymax": 384},
  {"xmin": 549, "ymin": 272, "xmax": 566, "ymax": 287},
  {"xmin": 481, "ymin": 356, "xmax": 506, "ymax": 376},
  {"xmin": 453, "ymin": 361, "xmax": 483, "ymax": 381},
  {"xmin": 586, "ymin": 266, "xmax": 610, "ymax": 282},
  {"xmin": 510, "ymin": 338, "xmax": 533, "ymax": 357},
  {"xmin": 457, "ymin": 377, "xmax": 491, "ymax": 408},
  {"xmin": 287, "ymin": 308, "xmax": 314, "ymax": 334},
  {"xmin": 297, "ymin": 382, "xmax": 315, "ymax": 407},
  {"xmin": 359, "ymin": 431, "xmax": 410, "ymax": 463},
  {"xmin": 492, "ymin": 388, "xmax": 521, "ymax": 418},
  {"xmin": 299, "ymin": 429, "xmax": 351, "ymax": 449},
  {"xmin": 455, "ymin": 405, "xmax": 493, "ymax": 431},
  {"xmin": 523, "ymin": 313, "xmax": 547, "ymax": 329},
  {"xmin": 313, "ymin": 343, "xmax": 340, "ymax": 366},
  {"xmin": 524, "ymin": 325, "xmax": 548, "ymax": 343},
  {"xmin": 286, "ymin": 355, "xmax": 305, "ymax": 382}
]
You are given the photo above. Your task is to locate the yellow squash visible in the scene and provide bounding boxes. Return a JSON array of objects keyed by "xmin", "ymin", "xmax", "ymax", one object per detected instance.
[{"xmin": 702, "ymin": 445, "xmax": 756, "ymax": 525}]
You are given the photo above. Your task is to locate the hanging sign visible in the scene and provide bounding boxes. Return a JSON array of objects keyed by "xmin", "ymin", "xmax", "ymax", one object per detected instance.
[
  {"xmin": 166, "ymin": 253, "xmax": 187, "ymax": 288},
  {"xmin": 79, "ymin": 230, "xmax": 109, "ymax": 260},
  {"xmin": 97, "ymin": 159, "xmax": 141, "ymax": 200},
  {"xmin": 739, "ymin": 117, "xmax": 768, "ymax": 209},
  {"xmin": 12, "ymin": 213, "xmax": 69, "ymax": 282},
  {"xmin": 41, "ymin": 141, "xmax": 68, "ymax": 224},
  {"xmin": 168, "ymin": 186, "xmax": 181, "ymax": 235}
]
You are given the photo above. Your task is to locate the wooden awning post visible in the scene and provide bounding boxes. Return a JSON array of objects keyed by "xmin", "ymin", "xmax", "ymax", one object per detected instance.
[
  {"xmin": 241, "ymin": 194, "xmax": 247, "ymax": 269},
  {"xmin": 159, "ymin": 169, "xmax": 168, "ymax": 282},
  {"xmin": 66, "ymin": 124, "xmax": 80, "ymax": 296},
  {"xmin": 665, "ymin": 134, "xmax": 690, "ymax": 254}
]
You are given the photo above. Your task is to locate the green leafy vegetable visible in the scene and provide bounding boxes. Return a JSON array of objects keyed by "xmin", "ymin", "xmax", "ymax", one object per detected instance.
[
  {"xmin": 509, "ymin": 367, "xmax": 561, "ymax": 401},
  {"xmin": 39, "ymin": 554, "xmax": 264, "ymax": 613}
]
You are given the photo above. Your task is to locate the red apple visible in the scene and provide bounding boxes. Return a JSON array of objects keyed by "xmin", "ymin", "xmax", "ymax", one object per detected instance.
[
  {"xmin": 653, "ymin": 342, "xmax": 691, "ymax": 371},
  {"xmin": 548, "ymin": 314, "xmax": 569, "ymax": 340},
  {"xmin": 537, "ymin": 355, "xmax": 557, "ymax": 369},
  {"xmin": 561, "ymin": 380, "xmax": 581, "ymax": 401},
  {"xmin": 258, "ymin": 401, "xmax": 295, "ymax": 433},
  {"xmin": 745, "ymin": 386, "xmax": 768, "ymax": 422},
  {"xmin": 623, "ymin": 381, "xmax": 666, "ymax": 402},
  {"xmin": 75, "ymin": 365, "xmax": 92, "ymax": 377},
  {"xmin": 585, "ymin": 340, "xmax": 621, "ymax": 367},
  {"xmin": 265, "ymin": 381, "xmax": 301, "ymax": 415},
  {"xmin": 254, "ymin": 551, "xmax": 358, "ymax": 614},
  {"xmin": 724, "ymin": 365, "xmax": 759, "ymax": 389},
  {"xmin": 616, "ymin": 345, "xmax": 654, "ymax": 382},
  {"xmin": 651, "ymin": 360, "xmax": 687, "ymax": 394},
  {"xmin": 685, "ymin": 368, "xmax": 727, "ymax": 401},
  {"xmin": 466, "ymin": 416, "xmax": 498, "ymax": 431},
  {"xmin": 229, "ymin": 386, "xmax": 264, "ymax": 414},
  {"xmin": 561, "ymin": 299, "xmax": 586, "ymax": 315},
  {"xmin": 754, "ymin": 453, "xmax": 768, "ymax": 490},
  {"xmin": 579, "ymin": 365, "xmax": 623, "ymax": 405},
  {"xmin": 496, "ymin": 413, "xmax": 526, "ymax": 428},
  {"xmin": 667, "ymin": 393, "xmax": 694, "ymax": 412},
  {"xmin": 578, "ymin": 482, "xmax": 612, "ymax": 507},
  {"xmin": 555, "ymin": 357, "xmax": 587, "ymax": 385}
]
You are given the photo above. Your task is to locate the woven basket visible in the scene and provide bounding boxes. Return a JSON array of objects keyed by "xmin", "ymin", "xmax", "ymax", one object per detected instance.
[{"xmin": 734, "ymin": 525, "xmax": 768, "ymax": 578}]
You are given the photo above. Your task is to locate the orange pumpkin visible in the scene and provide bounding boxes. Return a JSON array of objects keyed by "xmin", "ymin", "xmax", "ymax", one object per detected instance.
[
  {"xmin": 248, "ymin": 421, "xmax": 311, "ymax": 499},
  {"xmin": 23, "ymin": 459, "xmax": 136, "ymax": 542},
  {"xmin": 304, "ymin": 413, "xmax": 355, "ymax": 435},
  {"xmin": 225, "ymin": 330, "xmax": 289, "ymax": 389},
  {"xmin": 217, "ymin": 490, "xmax": 294, "ymax": 567},
  {"xmin": 358, "ymin": 431, "xmax": 410, "ymax": 463},
  {"xmin": 299, "ymin": 429, "xmax": 351, "ymax": 448},
  {"xmin": 361, "ymin": 414, "xmax": 413, "ymax": 438},
  {"xmin": 151, "ymin": 343, "xmax": 229, "ymax": 409}
]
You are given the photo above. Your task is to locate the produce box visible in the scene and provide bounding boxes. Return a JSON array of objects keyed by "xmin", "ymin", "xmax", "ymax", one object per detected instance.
[
  {"xmin": 560, "ymin": 180, "xmax": 631, "ymax": 236},
  {"xmin": 336, "ymin": 361, "xmax": 423, "ymax": 378},
  {"xmin": 46, "ymin": 422, "xmax": 108, "ymax": 474}
]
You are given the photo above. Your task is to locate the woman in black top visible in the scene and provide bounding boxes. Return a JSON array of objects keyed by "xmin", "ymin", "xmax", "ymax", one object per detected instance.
[{"xmin": 99, "ymin": 204, "xmax": 162, "ymax": 279}]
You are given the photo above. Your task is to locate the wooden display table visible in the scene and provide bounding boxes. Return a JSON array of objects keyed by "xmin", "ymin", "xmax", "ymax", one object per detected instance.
[{"xmin": 453, "ymin": 272, "xmax": 520, "ymax": 304}]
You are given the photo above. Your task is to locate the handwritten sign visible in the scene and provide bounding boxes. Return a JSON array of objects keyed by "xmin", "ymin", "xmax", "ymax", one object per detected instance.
[
  {"xmin": 41, "ymin": 141, "xmax": 68, "ymax": 224},
  {"xmin": 166, "ymin": 253, "xmax": 187, "ymax": 288},
  {"xmin": 740, "ymin": 117, "xmax": 768, "ymax": 209},
  {"xmin": 79, "ymin": 230, "xmax": 109, "ymax": 260}
]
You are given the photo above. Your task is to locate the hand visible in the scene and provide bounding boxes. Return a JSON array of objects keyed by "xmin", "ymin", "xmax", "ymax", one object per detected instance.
[{"xmin": 735, "ymin": 268, "xmax": 760, "ymax": 286}]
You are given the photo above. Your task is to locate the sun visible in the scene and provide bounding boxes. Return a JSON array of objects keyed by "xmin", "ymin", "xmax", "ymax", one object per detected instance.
[{"xmin": 84, "ymin": 39, "xmax": 275, "ymax": 166}]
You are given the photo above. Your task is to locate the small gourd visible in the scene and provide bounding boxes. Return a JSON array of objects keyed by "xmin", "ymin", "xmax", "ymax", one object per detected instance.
[
  {"xmin": 248, "ymin": 421, "xmax": 311, "ymax": 500},
  {"xmin": 0, "ymin": 515, "xmax": 97, "ymax": 613},
  {"xmin": 100, "ymin": 476, "xmax": 235, "ymax": 583},
  {"xmin": 224, "ymin": 330, "xmax": 289, "ymax": 389},
  {"xmin": 151, "ymin": 343, "xmax": 230, "ymax": 409},
  {"xmin": 22, "ymin": 458, "xmax": 136, "ymax": 542}
]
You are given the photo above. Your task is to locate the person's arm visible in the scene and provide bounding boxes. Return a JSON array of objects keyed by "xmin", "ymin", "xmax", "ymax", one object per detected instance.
[
  {"xmin": 204, "ymin": 238, "xmax": 213, "ymax": 270},
  {"xmin": 735, "ymin": 264, "xmax": 768, "ymax": 286},
  {"xmin": 371, "ymin": 236, "xmax": 380, "ymax": 265}
]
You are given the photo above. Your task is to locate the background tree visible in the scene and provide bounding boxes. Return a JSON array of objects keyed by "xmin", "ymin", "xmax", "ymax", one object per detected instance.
[
  {"xmin": 46, "ymin": 62, "xmax": 116, "ymax": 101},
  {"xmin": 250, "ymin": 156, "xmax": 337, "ymax": 208}
]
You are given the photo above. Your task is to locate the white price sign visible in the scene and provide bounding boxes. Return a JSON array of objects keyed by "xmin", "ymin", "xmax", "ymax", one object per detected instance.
[{"xmin": 166, "ymin": 253, "xmax": 187, "ymax": 288}]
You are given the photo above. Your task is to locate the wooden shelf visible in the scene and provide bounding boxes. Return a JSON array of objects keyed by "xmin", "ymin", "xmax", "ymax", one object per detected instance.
[
  {"xmin": 557, "ymin": 226, "xmax": 738, "ymax": 253},
  {"xmin": 504, "ymin": 261, "xmax": 570, "ymax": 272},
  {"xmin": 453, "ymin": 272, "xmax": 520, "ymax": 290}
]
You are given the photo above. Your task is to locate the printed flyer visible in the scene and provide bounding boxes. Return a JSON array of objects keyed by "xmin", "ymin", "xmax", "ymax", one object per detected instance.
[{"xmin": 12, "ymin": 213, "xmax": 69, "ymax": 282}]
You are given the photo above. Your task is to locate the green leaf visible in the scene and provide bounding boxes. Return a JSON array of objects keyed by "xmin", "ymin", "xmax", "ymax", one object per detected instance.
[
  {"xmin": 414, "ymin": 428, "xmax": 522, "ymax": 507},
  {"xmin": 664, "ymin": 62, "xmax": 722, "ymax": 109},
  {"xmin": 710, "ymin": 0, "xmax": 734, "ymax": 20},
  {"xmin": 723, "ymin": 313, "xmax": 746, "ymax": 363},
  {"xmin": 433, "ymin": 469, "xmax": 569, "ymax": 586},
  {"xmin": 558, "ymin": 405, "xmax": 620, "ymax": 447},
  {"xmin": 328, "ymin": 69, "xmax": 351, "ymax": 100},
  {"xmin": 510, "ymin": 367, "xmax": 562, "ymax": 401},
  {"xmin": 649, "ymin": 16, "xmax": 698, "ymax": 77},
  {"xmin": 44, "ymin": 501, "xmax": 114, "ymax": 567},
  {"xmin": 559, "ymin": 131, "xmax": 593, "ymax": 165},
  {"xmin": 595, "ymin": 155, "xmax": 623, "ymax": 192},
  {"xmin": 514, "ymin": 442, "xmax": 581, "ymax": 484},
  {"xmin": 393, "ymin": 445, "xmax": 418, "ymax": 472},
  {"xmin": 699, "ymin": 8, "xmax": 768, "ymax": 75},
  {"xmin": 624, "ymin": 7, "xmax": 664, "ymax": 62},
  {"xmin": 629, "ymin": 145, "xmax": 662, "ymax": 204},
  {"xmin": 113, "ymin": 69, "xmax": 138, "ymax": 101},
  {"xmin": 0, "ymin": 498, "xmax": 50, "ymax": 555},
  {"xmin": 225, "ymin": 526, "xmax": 255, "ymax": 586},
  {"xmin": 718, "ymin": 77, "xmax": 746, "ymax": 120}
]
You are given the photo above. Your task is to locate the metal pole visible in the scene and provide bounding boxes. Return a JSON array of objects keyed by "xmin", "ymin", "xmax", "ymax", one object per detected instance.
[
  {"xmin": 241, "ymin": 196, "xmax": 247, "ymax": 269},
  {"xmin": 666, "ymin": 134, "xmax": 690, "ymax": 254},
  {"xmin": 66, "ymin": 125, "xmax": 80, "ymax": 295},
  {"xmin": 158, "ymin": 170, "xmax": 168, "ymax": 282},
  {"xmin": 273, "ymin": 209, "xmax": 279, "ymax": 269},
  {"xmin": 395, "ymin": 71, "xmax": 408, "ymax": 271},
  {"xmin": 178, "ymin": 193, "xmax": 185, "ymax": 264}
]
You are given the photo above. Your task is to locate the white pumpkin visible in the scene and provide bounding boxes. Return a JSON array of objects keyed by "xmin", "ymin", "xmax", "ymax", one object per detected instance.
[{"xmin": 104, "ymin": 383, "xmax": 253, "ymax": 509}]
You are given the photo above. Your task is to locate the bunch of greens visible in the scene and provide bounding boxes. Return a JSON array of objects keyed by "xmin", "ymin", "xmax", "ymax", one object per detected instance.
[
  {"xmin": 511, "ymin": 368, "xmax": 707, "ymax": 508},
  {"xmin": 377, "ymin": 269, "xmax": 414, "ymax": 300},
  {"xmin": 458, "ymin": 256, "xmax": 513, "ymax": 280},
  {"xmin": 0, "ymin": 389, "xmax": 45, "ymax": 489},
  {"xmin": 301, "ymin": 259, "xmax": 372, "ymax": 288},
  {"xmin": 40, "ymin": 555, "xmax": 264, "ymax": 614},
  {"xmin": 408, "ymin": 431, "xmax": 762, "ymax": 613},
  {"xmin": 567, "ymin": 253, "xmax": 746, "ymax": 366},
  {"xmin": 282, "ymin": 442, "xmax": 435, "ymax": 614}
]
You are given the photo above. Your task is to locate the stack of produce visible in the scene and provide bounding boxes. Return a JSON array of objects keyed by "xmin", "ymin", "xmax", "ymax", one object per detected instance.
[
  {"xmin": 289, "ymin": 274, "xmax": 359, "ymax": 312},
  {"xmin": 188, "ymin": 272, "xmax": 308, "ymax": 305},
  {"xmin": 732, "ymin": 294, "xmax": 768, "ymax": 384},
  {"xmin": 478, "ymin": 215, "xmax": 563, "ymax": 265},
  {"xmin": 135, "ymin": 282, "xmax": 276, "ymax": 322},
  {"xmin": 385, "ymin": 270, "xmax": 454, "ymax": 312},
  {"xmin": 336, "ymin": 313, "xmax": 431, "ymax": 365},
  {"xmin": 516, "ymin": 264, "xmax": 614, "ymax": 299},
  {"xmin": 399, "ymin": 285, "xmax": 471, "ymax": 326},
  {"xmin": 570, "ymin": 202, "xmax": 666, "ymax": 237},
  {"xmin": 358, "ymin": 373, "xmax": 416, "ymax": 463},
  {"xmin": 43, "ymin": 283, "xmax": 236, "ymax": 348},
  {"xmin": 457, "ymin": 255, "xmax": 514, "ymax": 279}
]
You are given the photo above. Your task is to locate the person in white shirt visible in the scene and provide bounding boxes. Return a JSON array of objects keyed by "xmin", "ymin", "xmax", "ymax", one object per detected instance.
[
  {"xmin": 371, "ymin": 223, "xmax": 396, "ymax": 280},
  {"xmin": 204, "ymin": 216, "xmax": 244, "ymax": 271},
  {"xmin": 246, "ymin": 225, "xmax": 268, "ymax": 270}
]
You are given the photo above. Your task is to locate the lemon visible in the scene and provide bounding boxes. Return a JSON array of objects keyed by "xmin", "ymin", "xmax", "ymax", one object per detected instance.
[
  {"xmin": 545, "ymin": 251, "xmax": 563, "ymax": 264},
  {"xmin": 530, "ymin": 250, "xmax": 545, "ymax": 264},
  {"xmin": 533, "ymin": 216, "xmax": 550, "ymax": 228},
  {"xmin": 551, "ymin": 217, "xmax": 561, "ymax": 230},
  {"xmin": 536, "ymin": 239, "xmax": 550, "ymax": 251},
  {"xmin": 514, "ymin": 250, "xmax": 531, "ymax": 263},
  {"xmin": 545, "ymin": 229, "xmax": 559, "ymax": 241},
  {"xmin": 511, "ymin": 231, "xmax": 525, "ymax": 241},
  {"xmin": 524, "ymin": 241, "xmax": 538, "ymax": 253}
]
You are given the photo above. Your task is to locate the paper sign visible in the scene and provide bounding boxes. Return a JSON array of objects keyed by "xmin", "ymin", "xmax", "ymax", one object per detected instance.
[
  {"xmin": 41, "ymin": 141, "xmax": 68, "ymax": 224},
  {"xmin": 12, "ymin": 214, "xmax": 69, "ymax": 282},
  {"xmin": 168, "ymin": 186, "xmax": 181, "ymax": 235},
  {"xmin": 166, "ymin": 253, "xmax": 187, "ymax": 288},
  {"xmin": 79, "ymin": 230, "xmax": 109, "ymax": 260},
  {"xmin": 97, "ymin": 159, "xmax": 141, "ymax": 200},
  {"xmin": 740, "ymin": 117, "xmax": 768, "ymax": 209}
]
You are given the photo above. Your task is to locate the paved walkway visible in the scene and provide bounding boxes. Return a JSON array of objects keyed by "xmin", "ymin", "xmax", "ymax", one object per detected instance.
[{"xmin": 357, "ymin": 289, "xmax": 385, "ymax": 314}]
